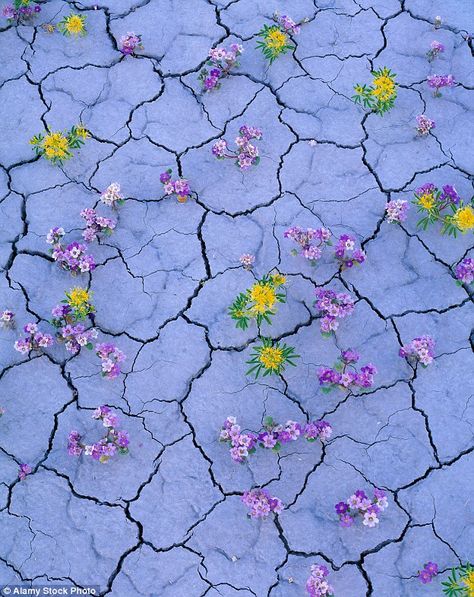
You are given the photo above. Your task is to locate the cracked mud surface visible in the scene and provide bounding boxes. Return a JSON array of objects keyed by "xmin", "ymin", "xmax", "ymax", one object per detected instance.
[{"xmin": 0, "ymin": 0, "xmax": 473, "ymax": 595}]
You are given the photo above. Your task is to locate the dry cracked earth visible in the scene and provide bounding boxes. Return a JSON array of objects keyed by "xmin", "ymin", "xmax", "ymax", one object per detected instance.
[{"xmin": 0, "ymin": 0, "xmax": 473, "ymax": 595}]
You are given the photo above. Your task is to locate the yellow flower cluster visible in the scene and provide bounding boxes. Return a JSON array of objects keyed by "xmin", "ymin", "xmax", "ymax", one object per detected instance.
[
  {"xmin": 259, "ymin": 346, "xmax": 284, "ymax": 370},
  {"xmin": 67, "ymin": 287, "xmax": 90, "ymax": 310},
  {"xmin": 418, "ymin": 192, "xmax": 435, "ymax": 210},
  {"xmin": 40, "ymin": 132, "xmax": 70, "ymax": 162},
  {"xmin": 59, "ymin": 13, "xmax": 87, "ymax": 36},
  {"xmin": 266, "ymin": 28, "xmax": 288, "ymax": 51},
  {"xmin": 248, "ymin": 273, "xmax": 286, "ymax": 316},
  {"xmin": 372, "ymin": 72, "xmax": 397, "ymax": 102},
  {"xmin": 453, "ymin": 205, "xmax": 474, "ymax": 232}
]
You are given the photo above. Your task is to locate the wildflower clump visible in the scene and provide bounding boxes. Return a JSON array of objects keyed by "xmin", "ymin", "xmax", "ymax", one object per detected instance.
[
  {"xmin": 246, "ymin": 337, "xmax": 299, "ymax": 378},
  {"xmin": 57, "ymin": 13, "xmax": 87, "ymax": 36},
  {"xmin": 335, "ymin": 488, "xmax": 388, "ymax": 528},
  {"xmin": 68, "ymin": 406, "xmax": 130, "ymax": 464},
  {"xmin": 284, "ymin": 226, "xmax": 332, "ymax": 264},
  {"xmin": 2, "ymin": 0, "xmax": 40, "ymax": 22},
  {"xmin": 416, "ymin": 114, "xmax": 435, "ymax": 136},
  {"xmin": 419, "ymin": 562, "xmax": 439, "ymax": 584},
  {"xmin": 399, "ymin": 335, "xmax": 435, "ymax": 367},
  {"xmin": 81, "ymin": 208, "xmax": 116, "ymax": 243},
  {"xmin": 414, "ymin": 183, "xmax": 474, "ymax": 236},
  {"xmin": 14, "ymin": 323, "xmax": 54, "ymax": 354},
  {"xmin": 306, "ymin": 564, "xmax": 334, "ymax": 597},
  {"xmin": 51, "ymin": 288, "xmax": 97, "ymax": 354},
  {"xmin": 160, "ymin": 169, "xmax": 192, "ymax": 203},
  {"xmin": 120, "ymin": 32, "xmax": 143, "ymax": 56},
  {"xmin": 353, "ymin": 67, "xmax": 398, "ymax": 115},
  {"xmin": 334, "ymin": 234, "xmax": 366, "ymax": 269},
  {"xmin": 219, "ymin": 415, "xmax": 332, "ymax": 463},
  {"xmin": 314, "ymin": 288, "xmax": 355, "ymax": 336},
  {"xmin": 242, "ymin": 488, "xmax": 283, "ymax": 519},
  {"xmin": 212, "ymin": 125, "xmax": 262, "ymax": 171},
  {"xmin": 0, "ymin": 310, "xmax": 15, "ymax": 329},
  {"xmin": 455, "ymin": 258, "xmax": 474, "ymax": 285},
  {"xmin": 229, "ymin": 273, "xmax": 287, "ymax": 330},
  {"xmin": 96, "ymin": 342, "xmax": 126, "ymax": 380},
  {"xmin": 385, "ymin": 199, "xmax": 409, "ymax": 224},
  {"xmin": 30, "ymin": 125, "xmax": 89, "ymax": 165},
  {"xmin": 46, "ymin": 227, "xmax": 96, "ymax": 275},
  {"xmin": 100, "ymin": 182, "xmax": 125, "ymax": 209},
  {"xmin": 318, "ymin": 349, "xmax": 377, "ymax": 393},
  {"xmin": 427, "ymin": 40, "xmax": 445, "ymax": 61},
  {"xmin": 256, "ymin": 23, "xmax": 295, "ymax": 64},
  {"xmin": 427, "ymin": 74, "xmax": 455, "ymax": 96},
  {"xmin": 199, "ymin": 44, "xmax": 243, "ymax": 92}
]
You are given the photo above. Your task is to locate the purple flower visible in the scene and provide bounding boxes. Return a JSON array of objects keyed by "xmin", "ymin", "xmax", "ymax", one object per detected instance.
[
  {"xmin": 399, "ymin": 335, "xmax": 435, "ymax": 367},
  {"xmin": 419, "ymin": 569, "xmax": 433, "ymax": 584},
  {"xmin": 455, "ymin": 257, "xmax": 474, "ymax": 284},
  {"xmin": 242, "ymin": 488, "xmax": 283, "ymax": 519},
  {"xmin": 18, "ymin": 463, "xmax": 32, "ymax": 480},
  {"xmin": 427, "ymin": 74, "xmax": 455, "ymax": 95},
  {"xmin": 386, "ymin": 199, "xmax": 409, "ymax": 223},
  {"xmin": 335, "ymin": 501, "xmax": 348, "ymax": 515},
  {"xmin": 340, "ymin": 513, "xmax": 354, "ymax": 527}
]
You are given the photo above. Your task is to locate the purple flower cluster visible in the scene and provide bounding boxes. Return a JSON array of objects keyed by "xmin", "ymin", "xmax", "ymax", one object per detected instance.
[
  {"xmin": 18, "ymin": 463, "xmax": 32, "ymax": 481},
  {"xmin": 239, "ymin": 253, "xmax": 255, "ymax": 270},
  {"xmin": 2, "ymin": 2, "xmax": 40, "ymax": 20},
  {"xmin": 241, "ymin": 488, "xmax": 283, "ymax": 519},
  {"xmin": 399, "ymin": 335, "xmax": 435, "ymax": 367},
  {"xmin": 220, "ymin": 415, "xmax": 332, "ymax": 464},
  {"xmin": 0, "ymin": 309, "xmax": 15, "ymax": 329},
  {"xmin": 81, "ymin": 208, "xmax": 116, "ymax": 243},
  {"xmin": 68, "ymin": 405, "xmax": 130, "ymax": 464},
  {"xmin": 96, "ymin": 342, "xmax": 126, "ymax": 379},
  {"xmin": 306, "ymin": 564, "xmax": 334, "ymax": 597},
  {"xmin": 334, "ymin": 235, "xmax": 366, "ymax": 269},
  {"xmin": 212, "ymin": 125, "xmax": 262, "ymax": 171},
  {"xmin": 455, "ymin": 257, "xmax": 474, "ymax": 285},
  {"xmin": 426, "ymin": 40, "xmax": 445, "ymax": 62},
  {"xmin": 335, "ymin": 488, "xmax": 388, "ymax": 528},
  {"xmin": 199, "ymin": 43, "xmax": 243, "ymax": 91},
  {"xmin": 415, "ymin": 114, "xmax": 435, "ymax": 136},
  {"xmin": 119, "ymin": 32, "xmax": 142, "ymax": 56},
  {"xmin": 427, "ymin": 74, "xmax": 455, "ymax": 96},
  {"xmin": 160, "ymin": 169, "xmax": 192, "ymax": 203},
  {"xmin": 318, "ymin": 349, "xmax": 377, "ymax": 393},
  {"xmin": 385, "ymin": 199, "xmax": 409, "ymax": 223},
  {"xmin": 419, "ymin": 562, "xmax": 439, "ymax": 584},
  {"xmin": 315, "ymin": 288, "xmax": 355, "ymax": 335},
  {"xmin": 47, "ymin": 228, "xmax": 96, "ymax": 275},
  {"xmin": 58, "ymin": 323, "xmax": 98, "ymax": 355},
  {"xmin": 416, "ymin": 182, "xmax": 460, "ymax": 206},
  {"xmin": 100, "ymin": 182, "xmax": 125, "ymax": 208},
  {"xmin": 14, "ymin": 323, "xmax": 54, "ymax": 354},
  {"xmin": 284, "ymin": 226, "xmax": 332, "ymax": 264},
  {"xmin": 275, "ymin": 13, "xmax": 301, "ymax": 35}
]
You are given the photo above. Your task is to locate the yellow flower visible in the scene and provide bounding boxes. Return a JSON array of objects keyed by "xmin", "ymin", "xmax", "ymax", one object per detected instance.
[
  {"xmin": 249, "ymin": 283, "xmax": 276, "ymax": 314},
  {"xmin": 42, "ymin": 132, "xmax": 70, "ymax": 161},
  {"xmin": 453, "ymin": 205, "xmax": 474, "ymax": 232},
  {"xmin": 177, "ymin": 195, "xmax": 188, "ymax": 203},
  {"xmin": 372, "ymin": 74, "xmax": 396, "ymax": 102},
  {"xmin": 63, "ymin": 14, "xmax": 86, "ymax": 36},
  {"xmin": 68, "ymin": 287, "xmax": 90, "ymax": 309},
  {"xmin": 266, "ymin": 28, "xmax": 288, "ymax": 51},
  {"xmin": 418, "ymin": 192, "xmax": 435, "ymax": 210},
  {"xmin": 270, "ymin": 273, "xmax": 286, "ymax": 287},
  {"xmin": 259, "ymin": 346, "xmax": 284, "ymax": 371},
  {"xmin": 462, "ymin": 570, "xmax": 474, "ymax": 596},
  {"xmin": 75, "ymin": 126, "xmax": 89, "ymax": 140}
]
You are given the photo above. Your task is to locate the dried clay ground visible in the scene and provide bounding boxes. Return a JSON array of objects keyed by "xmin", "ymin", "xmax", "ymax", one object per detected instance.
[{"xmin": 0, "ymin": 0, "xmax": 473, "ymax": 595}]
